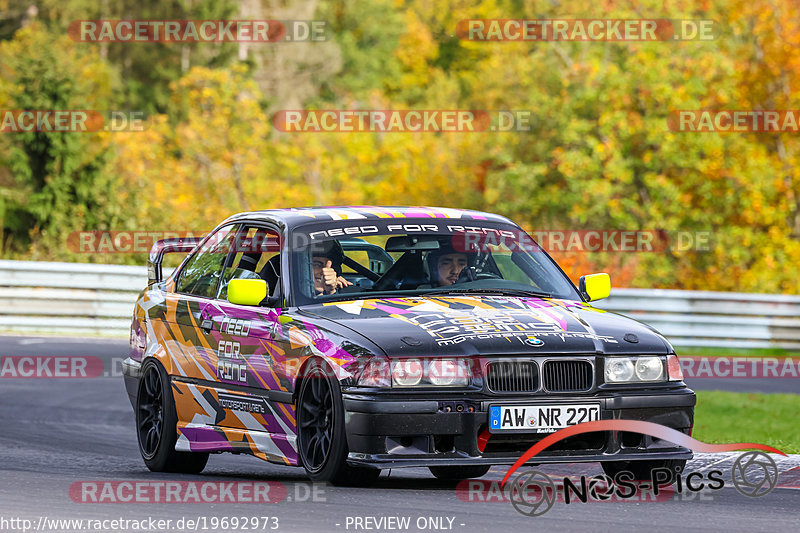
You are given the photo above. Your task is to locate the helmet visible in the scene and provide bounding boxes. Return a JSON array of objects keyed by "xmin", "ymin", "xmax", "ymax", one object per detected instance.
[{"xmin": 309, "ymin": 239, "xmax": 345, "ymax": 275}]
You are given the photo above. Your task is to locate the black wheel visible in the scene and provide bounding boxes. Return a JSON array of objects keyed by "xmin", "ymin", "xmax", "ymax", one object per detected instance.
[
  {"xmin": 297, "ymin": 360, "xmax": 380, "ymax": 486},
  {"xmin": 136, "ymin": 359, "xmax": 209, "ymax": 473},
  {"xmin": 429, "ymin": 465, "xmax": 491, "ymax": 480},
  {"xmin": 601, "ymin": 459, "xmax": 686, "ymax": 482}
]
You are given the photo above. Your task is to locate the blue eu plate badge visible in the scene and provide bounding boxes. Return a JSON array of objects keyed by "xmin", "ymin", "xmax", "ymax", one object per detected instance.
[{"xmin": 489, "ymin": 405, "xmax": 501, "ymax": 429}]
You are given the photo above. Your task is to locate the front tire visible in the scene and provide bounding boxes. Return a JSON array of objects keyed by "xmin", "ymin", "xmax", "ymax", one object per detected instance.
[
  {"xmin": 429, "ymin": 465, "xmax": 491, "ymax": 480},
  {"xmin": 297, "ymin": 360, "xmax": 380, "ymax": 486},
  {"xmin": 601, "ymin": 459, "xmax": 686, "ymax": 482},
  {"xmin": 136, "ymin": 359, "xmax": 209, "ymax": 473}
]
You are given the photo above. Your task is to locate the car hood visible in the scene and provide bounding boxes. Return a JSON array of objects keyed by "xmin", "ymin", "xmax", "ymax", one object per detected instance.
[{"xmin": 301, "ymin": 295, "xmax": 671, "ymax": 358}]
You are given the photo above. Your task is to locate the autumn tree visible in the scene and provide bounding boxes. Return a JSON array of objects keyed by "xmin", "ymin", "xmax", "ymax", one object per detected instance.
[{"xmin": 0, "ymin": 23, "xmax": 120, "ymax": 259}]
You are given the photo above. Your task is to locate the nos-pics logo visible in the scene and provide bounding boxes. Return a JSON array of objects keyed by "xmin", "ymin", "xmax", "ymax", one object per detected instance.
[{"xmin": 493, "ymin": 420, "xmax": 783, "ymax": 517}]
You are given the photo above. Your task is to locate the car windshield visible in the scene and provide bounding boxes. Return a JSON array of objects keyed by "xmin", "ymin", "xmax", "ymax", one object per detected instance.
[{"xmin": 290, "ymin": 219, "xmax": 581, "ymax": 305}]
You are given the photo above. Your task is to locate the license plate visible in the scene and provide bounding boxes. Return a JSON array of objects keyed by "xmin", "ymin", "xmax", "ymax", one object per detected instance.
[{"xmin": 488, "ymin": 403, "xmax": 600, "ymax": 434}]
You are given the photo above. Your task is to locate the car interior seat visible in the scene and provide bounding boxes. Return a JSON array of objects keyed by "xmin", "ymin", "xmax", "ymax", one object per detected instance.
[{"xmin": 259, "ymin": 255, "xmax": 281, "ymax": 297}]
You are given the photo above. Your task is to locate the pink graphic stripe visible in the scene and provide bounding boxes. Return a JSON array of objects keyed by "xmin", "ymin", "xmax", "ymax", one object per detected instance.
[{"xmin": 500, "ymin": 419, "xmax": 786, "ymax": 486}]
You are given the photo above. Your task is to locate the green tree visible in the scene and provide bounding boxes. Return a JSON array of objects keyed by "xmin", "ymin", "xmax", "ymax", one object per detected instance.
[
  {"xmin": 0, "ymin": 23, "xmax": 119, "ymax": 258},
  {"xmin": 314, "ymin": 0, "xmax": 405, "ymax": 102},
  {"xmin": 18, "ymin": 0, "xmax": 239, "ymax": 113}
]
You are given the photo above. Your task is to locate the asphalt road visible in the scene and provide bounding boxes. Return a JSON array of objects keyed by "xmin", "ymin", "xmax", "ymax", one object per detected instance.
[{"xmin": 0, "ymin": 335, "xmax": 798, "ymax": 533}]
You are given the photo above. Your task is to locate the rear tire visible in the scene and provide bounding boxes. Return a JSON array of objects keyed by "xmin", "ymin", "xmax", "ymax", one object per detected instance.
[
  {"xmin": 297, "ymin": 359, "xmax": 380, "ymax": 486},
  {"xmin": 601, "ymin": 459, "xmax": 686, "ymax": 482},
  {"xmin": 429, "ymin": 465, "xmax": 491, "ymax": 480},
  {"xmin": 136, "ymin": 359, "xmax": 209, "ymax": 474}
]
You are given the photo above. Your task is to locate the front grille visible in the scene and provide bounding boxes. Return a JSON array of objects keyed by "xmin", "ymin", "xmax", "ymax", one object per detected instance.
[
  {"xmin": 486, "ymin": 361, "xmax": 538, "ymax": 393},
  {"xmin": 542, "ymin": 360, "xmax": 593, "ymax": 392}
]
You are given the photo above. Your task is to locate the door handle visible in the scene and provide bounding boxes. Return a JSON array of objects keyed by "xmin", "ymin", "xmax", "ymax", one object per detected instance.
[{"xmin": 201, "ymin": 319, "xmax": 213, "ymax": 334}]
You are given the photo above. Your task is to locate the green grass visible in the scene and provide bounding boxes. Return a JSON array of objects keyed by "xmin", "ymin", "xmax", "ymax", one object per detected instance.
[
  {"xmin": 693, "ymin": 390, "xmax": 800, "ymax": 454},
  {"xmin": 678, "ymin": 346, "xmax": 800, "ymax": 358}
]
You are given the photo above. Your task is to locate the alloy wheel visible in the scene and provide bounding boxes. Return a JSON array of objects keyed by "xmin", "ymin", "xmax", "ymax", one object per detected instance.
[
  {"xmin": 137, "ymin": 365, "xmax": 164, "ymax": 458},
  {"xmin": 299, "ymin": 373, "xmax": 334, "ymax": 472}
]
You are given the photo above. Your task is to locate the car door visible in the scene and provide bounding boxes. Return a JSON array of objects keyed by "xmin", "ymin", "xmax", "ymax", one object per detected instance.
[
  {"xmin": 168, "ymin": 223, "xmax": 239, "ymax": 382},
  {"xmin": 204, "ymin": 224, "xmax": 296, "ymax": 443}
]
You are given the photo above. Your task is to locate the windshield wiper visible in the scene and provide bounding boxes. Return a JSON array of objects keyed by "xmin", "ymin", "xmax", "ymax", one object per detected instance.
[{"xmin": 427, "ymin": 287, "xmax": 553, "ymax": 299}]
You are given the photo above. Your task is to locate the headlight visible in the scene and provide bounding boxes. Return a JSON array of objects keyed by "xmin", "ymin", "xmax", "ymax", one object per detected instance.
[
  {"xmin": 427, "ymin": 359, "xmax": 470, "ymax": 386},
  {"xmin": 635, "ymin": 357, "xmax": 663, "ymax": 381},
  {"xmin": 605, "ymin": 358, "xmax": 634, "ymax": 382},
  {"xmin": 391, "ymin": 359, "xmax": 423, "ymax": 386},
  {"xmin": 604, "ymin": 356, "xmax": 666, "ymax": 383},
  {"xmin": 390, "ymin": 358, "xmax": 470, "ymax": 387}
]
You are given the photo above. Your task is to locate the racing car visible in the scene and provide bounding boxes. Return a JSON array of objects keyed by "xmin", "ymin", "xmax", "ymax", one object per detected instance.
[{"xmin": 123, "ymin": 206, "xmax": 695, "ymax": 485}]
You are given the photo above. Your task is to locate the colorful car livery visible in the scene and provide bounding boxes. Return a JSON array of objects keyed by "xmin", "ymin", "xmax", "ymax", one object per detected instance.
[{"xmin": 122, "ymin": 206, "xmax": 695, "ymax": 485}]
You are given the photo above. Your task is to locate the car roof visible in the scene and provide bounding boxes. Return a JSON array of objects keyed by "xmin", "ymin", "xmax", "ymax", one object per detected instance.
[{"xmin": 222, "ymin": 206, "xmax": 517, "ymax": 229}]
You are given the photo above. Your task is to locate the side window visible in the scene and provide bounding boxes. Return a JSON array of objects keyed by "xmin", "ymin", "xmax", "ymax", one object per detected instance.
[
  {"xmin": 340, "ymin": 250, "xmax": 369, "ymax": 274},
  {"xmin": 176, "ymin": 225, "xmax": 237, "ymax": 297},
  {"xmin": 340, "ymin": 239, "xmax": 394, "ymax": 275},
  {"xmin": 218, "ymin": 226, "xmax": 281, "ymax": 300}
]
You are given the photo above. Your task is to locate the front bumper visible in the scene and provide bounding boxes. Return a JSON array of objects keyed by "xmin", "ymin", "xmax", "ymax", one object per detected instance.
[{"xmin": 343, "ymin": 387, "xmax": 695, "ymax": 468}]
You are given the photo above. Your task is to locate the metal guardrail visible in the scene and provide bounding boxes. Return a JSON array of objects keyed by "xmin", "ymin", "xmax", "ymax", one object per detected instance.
[
  {"xmin": 0, "ymin": 260, "xmax": 145, "ymax": 336},
  {"xmin": 1, "ymin": 260, "xmax": 799, "ymax": 349},
  {"xmin": 594, "ymin": 288, "xmax": 800, "ymax": 350}
]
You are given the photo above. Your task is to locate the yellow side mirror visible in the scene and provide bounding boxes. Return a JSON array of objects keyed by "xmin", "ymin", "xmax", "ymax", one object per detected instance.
[
  {"xmin": 228, "ymin": 278, "xmax": 268, "ymax": 306},
  {"xmin": 579, "ymin": 273, "xmax": 610, "ymax": 302}
]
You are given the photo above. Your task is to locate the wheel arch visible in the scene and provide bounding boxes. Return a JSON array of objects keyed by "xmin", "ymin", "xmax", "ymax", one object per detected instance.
[{"xmin": 293, "ymin": 352, "xmax": 347, "ymax": 404}]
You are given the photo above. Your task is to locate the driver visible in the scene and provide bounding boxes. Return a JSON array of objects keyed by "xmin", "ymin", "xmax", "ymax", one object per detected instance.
[
  {"xmin": 427, "ymin": 243, "xmax": 473, "ymax": 287},
  {"xmin": 310, "ymin": 240, "xmax": 353, "ymax": 295}
]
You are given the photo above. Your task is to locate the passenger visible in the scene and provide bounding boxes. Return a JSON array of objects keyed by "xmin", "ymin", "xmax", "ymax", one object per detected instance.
[{"xmin": 310, "ymin": 240, "xmax": 353, "ymax": 295}]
